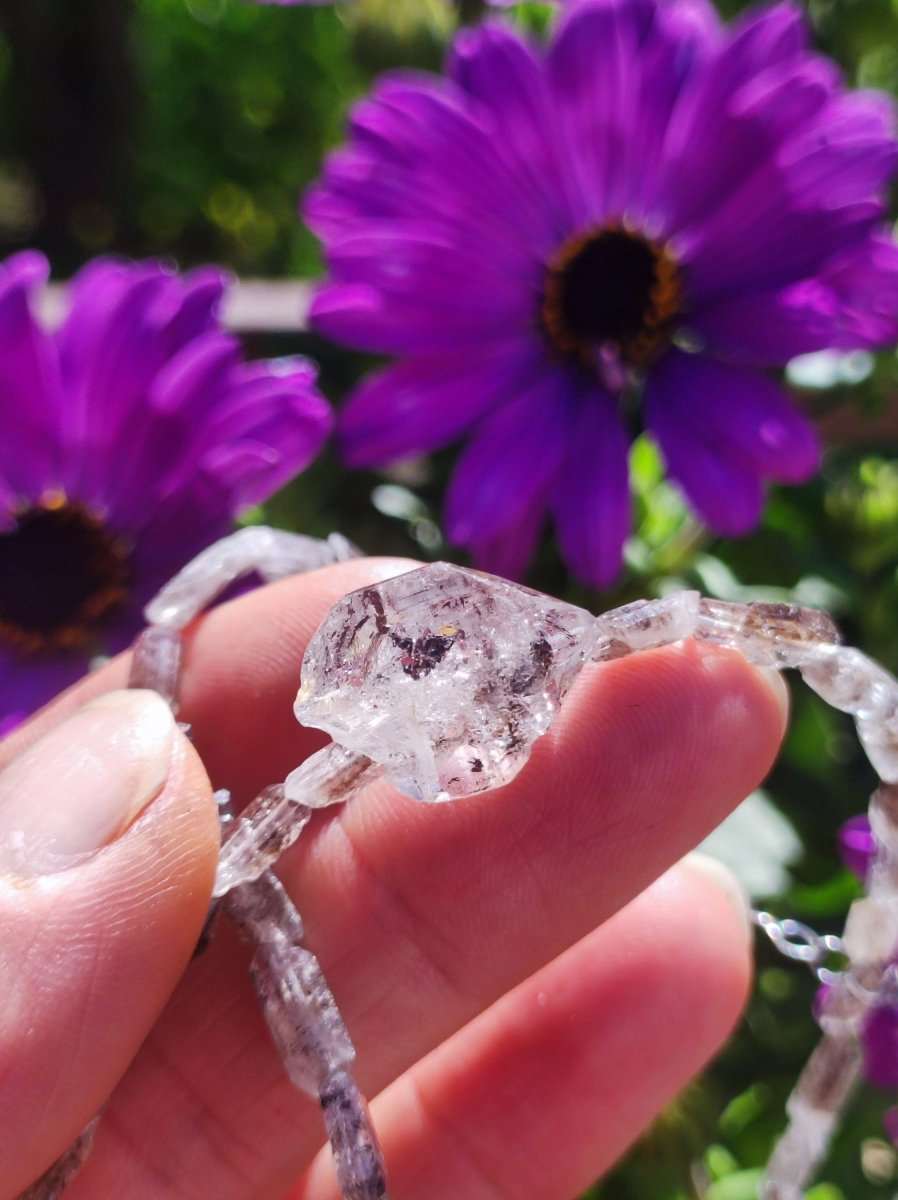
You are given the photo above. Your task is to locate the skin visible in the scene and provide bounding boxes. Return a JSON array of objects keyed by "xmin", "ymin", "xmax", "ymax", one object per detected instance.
[{"xmin": 0, "ymin": 557, "xmax": 788, "ymax": 1200}]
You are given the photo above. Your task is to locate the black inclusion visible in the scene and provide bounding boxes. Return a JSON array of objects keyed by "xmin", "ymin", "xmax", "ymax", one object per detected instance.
[
  {"xmin": 0, "ymin": 507, "xmax": 125, "ymax": 639},
  {"xmin": 558, "ymin": 231, "xmax": 657, "ymax": 345}
]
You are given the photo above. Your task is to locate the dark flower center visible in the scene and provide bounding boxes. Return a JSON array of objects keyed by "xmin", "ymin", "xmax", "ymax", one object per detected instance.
[
  {"xmin": 542, "ymin": 225, "xmax": 682, "ymax": 369},
  {"xmin": 0, "ymin": 498, "xmax": 130, "ymax": 655}
]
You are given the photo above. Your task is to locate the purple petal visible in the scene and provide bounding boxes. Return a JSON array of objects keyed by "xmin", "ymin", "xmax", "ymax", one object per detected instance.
[
  {"xmin": 467, "ymin": 493, "xmax": 547, "ymax": 582},
  {"xmin": 646, "ymin": 350, "xmax": 820, "ymax": 488},
  {"xmin": 0, "ymin": 253, "xmax": 65, "ymax": 497},
  {"xmin": 817, "ymin": 232, "xmax": 898, "ymax": 349},
  {"xmin": 0, "ymin": 647, "xmax": 90, "ymax": 723},
  {"xmin": 863, "ymin": 1005, "xmax": 898, "ymax": 1090},
  {"xmin": 198, "ymin": 358, "xmax": 333, "ymax": 508},
  {"xmin": 645, "ymin": 357, "xmax": 765, "ymax": 535},
  {"xmin": 691, "ymin": 281, "xmax": 840, "ymax": 365},
  {"xmin": 444, "ymin": 368, "xmax": 577, "ymax": 573},
  {"xmin": 550, "ymin": 388, "xmax": 631, "ymax": 589},
  {"xmin": 311, "ymin": 227, "xmax": 537, "ymax": 356},
  {"xmin": 448, "ymin": 21, "xmax": 583, "ymax": 230},
  {"xmin": 100, "ymin": 333, "xmax": 243, "ymax": 527},
  {"xmin": 338, "ymin": 340, "xmax": 544, "ymax": 466},
  {"xmin": 838, "ymin": 814, "xmax": 875, "ymax": 882},
  {"xmin": 306, "ymin": 73, "xmax": 559, "ymax": 257}
]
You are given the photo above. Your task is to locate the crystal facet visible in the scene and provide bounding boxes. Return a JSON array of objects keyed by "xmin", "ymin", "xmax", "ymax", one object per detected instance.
[
  {"xmin": 697, "ymin": 599, "xmax": 840, "ymax": 667},
  {"xmin": 294, "ymin": 563, "xmax": 595, "ymax": 802},
  {"xmin": 145, "ymin": 527, "xmax": 359, "ymax": 630},
  {"xmin": 320, "ymin": 1070, "xmax": 390, "ymax": 1200},
  {"xmin": 589, "ymin": 591, "xmax": 700, "ymax": 660},
  {"xmin": 250, "ymin": 942, "xmax": 356, "ymax": 1096},
  {"xmin": 128, "ymin": 626, "xmax": 182, "ymax": 709}
]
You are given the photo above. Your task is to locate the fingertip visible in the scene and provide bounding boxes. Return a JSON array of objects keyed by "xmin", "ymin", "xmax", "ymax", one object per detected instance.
[{"xmin": 0, "ymin": 721, "xmax": 218, "ymax": 1194}]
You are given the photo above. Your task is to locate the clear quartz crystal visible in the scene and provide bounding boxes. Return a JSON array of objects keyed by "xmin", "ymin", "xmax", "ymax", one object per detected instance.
[
  {"xmin": 800, "ymin": 649, "xmax": 898, "ymax": 781},
  {"xmin": 215, "ymin": 747, "xmax": 380, "ymax": 896},
  {"xmin": 320, "ymin": 1070, "xmax": 390, "ymax": 1200},
  {"xmin": 800, "ymin": 646, "xmax": 898, "ymax": 718},
  {"xmin": 145, "ymin": 527, "xmax": 359, "ymax": 630},
  {"xmin": 697, "ymin": 599, "xmax": 841, "ymax": 667},
  {"xmin": 294, "ymin": 562, "xmax": 596, "ymax": 802},
  {"xmin": 226, "ymin": 872, "xmax": 305, "ymax": 947},
  {"xmin": 856, "ymin": 713, "xmax": 898, "ymax": 784},
  {"xmin": 128, "ymin": 626, "xmax": 182, "ymax": 710},
  {"xmin": 762, "ymin": 1022, "xmax": 863, "ymax": 1200},
  {"xmin": 588, "ymin": 591, "xmax": 700, "ymax": 660},
  {"xmin": 250, "ymin": 941, "xmax": 357, "ymax": 1096},
  {"xmin": 868, "ymin": 783, "xmax": 898, "ymax": 885}
]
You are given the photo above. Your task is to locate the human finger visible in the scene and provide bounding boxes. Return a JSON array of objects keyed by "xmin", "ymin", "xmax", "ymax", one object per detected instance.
[
  {"xmin": 296, "ymin": 854, "xmax": 752, "ymax": 1200},
  {"xmin": 0, "ymin": 690, "xmax": 219, "ymax": 1199},
  {"xmin": 57, "ymin": 608, "xmax": 785, "ymax": 1198}
]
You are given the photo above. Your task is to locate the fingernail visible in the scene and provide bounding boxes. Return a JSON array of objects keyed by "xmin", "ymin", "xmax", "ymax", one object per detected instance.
[
  {"xmin": 681, "ymin": 852, "xmax": 753, "ymax": 942},
  {"xmin": 754, "ymin": 665, "xmax": 790, "ymax": 727},
  {"xmin": 0, "ymin": 690, "xmax": 176, "ymax": 878}
]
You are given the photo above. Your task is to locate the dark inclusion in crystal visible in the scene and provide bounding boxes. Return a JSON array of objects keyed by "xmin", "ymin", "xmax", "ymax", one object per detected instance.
[
  {"xmin": 295, "ymin": 563, "xmax": 595, "ymax": 802},
  {"xmin": 0, "ymin": 500, "xmax": 129, "ymax": 654}
]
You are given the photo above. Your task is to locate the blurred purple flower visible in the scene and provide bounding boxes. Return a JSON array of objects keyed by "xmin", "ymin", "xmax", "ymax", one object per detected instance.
[
  {"xmin": 307, "ymin": 0, "xmax": 898, "ymax": 586},
  {"xmin": 0, "ymin": 252, "xmax": 332, "ymax": 722},
  {"xmin": 839, "ymin": 812, "xmax": 876, "ymax": 881}
]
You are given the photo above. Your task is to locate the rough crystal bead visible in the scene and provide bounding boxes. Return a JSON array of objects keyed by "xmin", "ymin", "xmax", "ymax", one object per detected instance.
[
  {"xmin": 869, "ymin": 782, "xmax": 898, "ymax": 868},
  {"xmin": 761, "ymin": 1036, "xmax": 862, "ymax": 1200},
  {"xmin": 250, "ymin": 943, "xmax": 356, "ymax": 1096},
  {"xmin": 842, "ymin": 896, "xmax": 898, "ymax": 963},
  {"xmin": 128, "ymin": 626, "xmax": 182, "ymax": 710},
  {"xmin": 294, "ymin": 562, "xmax": 595, "ymax": 802},
  {"xmin": 320, "ymin": 1070, "xmax": 390, "ymax": 1200},
  {"xmin": 284, "ymin": 744, "xmax": 380, "ymax": 811},
  {"xmin": 145, "ymin": 527, "xmax": 352, "ymax": 629},
  {"xmin": 697, "ymin": 599, "xmax": 839, "ymax": 667},
  {"xmin": 226, "ymin": 873, "xmax": 305, "ymax": 947},
  {"xmin": 214, "ymin": 783, "xmax": 312, "ymax": 896},
  {"xmin": 800, "ymin": 646, "xmax": 898, "ymax": 718},
  {"xmin": 588, "ymin": 591, "xmax": 700, "ymax": 660},
  {"xmin": 857, "ymin": 711, "xmax": 898, "ymax": 783}
]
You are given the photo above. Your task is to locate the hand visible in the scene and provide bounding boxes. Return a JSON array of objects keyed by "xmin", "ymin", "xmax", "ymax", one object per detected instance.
[{"xmin": 0, "ymin": 558, "xmax": 787, "ymax": 1200}]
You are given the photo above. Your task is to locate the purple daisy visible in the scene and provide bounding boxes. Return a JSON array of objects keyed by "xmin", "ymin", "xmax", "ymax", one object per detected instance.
[
  {"xmin": 0, "ymin": 252, "xmax": 332, "ymax": 722},
  {"xmin": 306, "ymin": 0, "xmax": 898, "ymax": 586}
]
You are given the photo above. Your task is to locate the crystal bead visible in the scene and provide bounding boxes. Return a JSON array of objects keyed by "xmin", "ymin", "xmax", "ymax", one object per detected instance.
[
  {"xmin": 697, "ymin": 599, "xmax": 839, "ymax": 667},
  {"xmin": 320, "ymin": 1070, "xmax": 390, "ymax": 1200},
  {"xmin": 857, "ymin": 711, "xmax": 898, "ymax": 783},
  {"xmin": 294, "ymin": 562, "xmax": 595, "ymax": 802},
  {"xmin": 842, "ymin": 896, "xmax": 898, "ymax": 963},
  {"xmin": 128, "ymin": 626, "xmax": 182, "ymax": 710},
  {"xmin": 250, "ymin": 942, "xmax": 356, "ymax": 1097},
  {"xmin": 145, "ymin": 527, "xmax": 352, "ymax": 629},
  {"xmin": 801, "ymin": 645, "xmax": 898, "ymax": 718},
  {"xmin": 226, "ymin": 873, "xmax": 305, "ymax": 948},
  {"xmin": 588, "ymin": 591, "xmax": 700, "ymax": 660}
]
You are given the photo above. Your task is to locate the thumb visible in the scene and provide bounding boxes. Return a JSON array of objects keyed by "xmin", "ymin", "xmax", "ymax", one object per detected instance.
[{"xmin": 0, "ymin": 690, "xmax": 220, "ymax": 1198}]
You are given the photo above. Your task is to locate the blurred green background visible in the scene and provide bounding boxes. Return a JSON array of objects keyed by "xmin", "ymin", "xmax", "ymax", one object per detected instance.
[{"xmin": 2, "ymin": 0, "xmax": 898, "ymax": 1196}]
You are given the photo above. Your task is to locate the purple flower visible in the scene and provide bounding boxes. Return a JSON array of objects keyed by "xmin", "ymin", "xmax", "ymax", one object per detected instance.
[
  {"xmin": 0, "ymin": 252, "xmax": 332, "ymax": 722},
  {"xmin": 839, "ymin": 813, "xmax": 876, "ymax": 881},
  {"xmin": 307, "ymin": 0, "xmax": 898, "ymax": 586},
  {"xmin": 863, "ymin": 1004, "xmax": 898, "ymax": 1091}
]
